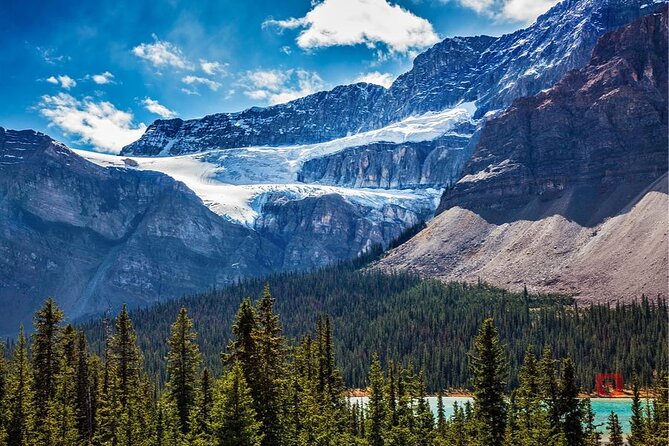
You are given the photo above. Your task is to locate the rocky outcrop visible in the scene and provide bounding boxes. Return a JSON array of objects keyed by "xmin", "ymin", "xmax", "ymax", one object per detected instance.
[
  {"xmin": 0, "ymin": 128, "xmax": 281, "ymax": 334},
  {"xmin": 256, "ymin": 194, "xmax": 427, "ymax": 271},
  {"xmin": 297, "ymin": 134, "xmax": 471, "ymax": 189},
  {"xmin": 377, "ymin": 7, "xmax": 669, "ymax": 302},
  {"xmin": 122, "ymin": 0, "xmax": 660, "ymax": 156}
]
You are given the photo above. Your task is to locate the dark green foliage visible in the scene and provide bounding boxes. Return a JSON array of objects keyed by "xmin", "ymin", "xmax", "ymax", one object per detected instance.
[
  {"xmin": 165, "ymin": 307, "xmax": 201, "ymax": 434},
  {"xmin": 469, "ymin": 318, "xmax": 507, "ymax": 446},
  {"xmin": 606, "ymin": 412, "xmax": 623, "ymax": 446},
  {"xmin": 559, "ymin": 357, "xmax": 583, "ymax": 446},
  {"xmin": 79, "ymin": 267, "xmax": 668, "ymax": 392}
]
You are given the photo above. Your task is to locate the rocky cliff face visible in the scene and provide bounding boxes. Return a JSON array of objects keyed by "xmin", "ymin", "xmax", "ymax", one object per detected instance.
[
  {"xmin": 378, "ymin": 7, "xmax": 669, "ymax": 302},
  {"xmin": 122, "ymin": 0, "xmax": 660, "ymax": 156},
  {"xmin": 297, "ymin": 134, "xmax": 471, "ymax": 189}
]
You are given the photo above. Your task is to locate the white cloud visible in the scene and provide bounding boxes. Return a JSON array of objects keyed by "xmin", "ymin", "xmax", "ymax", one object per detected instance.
[
  {"xmin": 242, "ymin": 69, "xmax": 325, "ymax": 105},
  {"xmin": 91, "ymin": 71, "xmax": 115, "ymax": 85},
  {"xmin": 181, "ymin": 87, "xmax": 200, "ymax": 96},
  {"xmin": 132, "ymin": 35, "xmax": 193, "ymax": 70},
  {"xmin": 448, "ymin": 0, "xmax": 559, "ymax": 22},
  {"xmin": 354, "ymin": 71, "xmax": 395, "ymax": 88},
  {"xmin": 38, "ymin": 93, "xmax": 147, "ymax": 154},
  {"xmin": 200, "ymin": 59, "xmax": 227, "ymax": 75},
  {"xmin": 181, "ymin": 75, "xmax": 222, "ymax": 92},
  {"xmin": 46, "ymin": 75, "xmax": 77, "ymax": 89},
  {"xmin": 263, "ymin": 0, "xmax": 440, "ymax": 55},
  {"xmin": 142, "ymin": 98, "xmax": 177, "ymax": 119}
]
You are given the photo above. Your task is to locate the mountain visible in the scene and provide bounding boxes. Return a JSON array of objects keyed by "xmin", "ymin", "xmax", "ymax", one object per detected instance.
[
  {"xmin": 377, "ymin": 6, "xmax": 669, "ymax": 302},
  {"xmin": 0, "ymin": 128, "xmax": 282, "ymax": 334},
  {"xmin": 122, "ymin": 0, "xmax": 661, "ymax": 157}
]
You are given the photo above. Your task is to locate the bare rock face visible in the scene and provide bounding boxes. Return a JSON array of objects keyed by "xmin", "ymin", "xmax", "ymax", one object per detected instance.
[
  {"xmin": 378, "ymin": 7, "xmax": 669, "ymax": 302},
  {"xmin": 297, "ymin": 134, "xmax": 472, "ymax": 189},
  {"xmin": 0, "ymin": 129, "xmax": 280, "ymax": 335}
]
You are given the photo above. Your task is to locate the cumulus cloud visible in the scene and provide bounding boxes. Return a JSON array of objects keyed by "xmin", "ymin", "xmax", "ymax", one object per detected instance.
[
  {"xmin": 132, "ymin": 35, "xmax": 193, "ymax": 70},
  {"xmin": 181, "ymin": 75, "xmax": 222, "ymax": 92},
  {"xmin": 200, "ymin": 59, "xmax": 227, "ymax": 75},
  {"xmin": 46, "ymin": 75, "xmax": 77, "ymax": 89},
  {"xmin": 91, "ymin": 71, "xmax": 115, "ymax": 85},
  {"xmin": 447, "ymin": 0, "xmax": 559, "ymax": 23},
  {"xmin": 38, "ymin": 93, "xmax": 147, "ymax": 153},
  {"xmin": 142, "ymin": 98, "xmax": 177, "ymax": 119},
  {"xmin": 242, "ymin": 69, "xmax": 325, "ymax": 105},
  {"xmin": 263, "ymin": 0, "xmax": 439, "ymax": 56},
  {"xmin": 354, "ymin": 71, "xmax": 395, "ymax": 88}
]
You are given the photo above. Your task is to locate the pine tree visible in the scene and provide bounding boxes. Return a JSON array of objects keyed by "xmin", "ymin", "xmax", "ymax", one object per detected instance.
[
  {"xmin": 166, "ymin": 307, "xmax": 201, "ymax": 434},
  {"xmin": 7, "ymin": 327, "xmax": 36, "ymax": 446},
  {"xmin": 628, "ymin": 373, "xmax": 644, "ymax": 446},
  {"xmin": 538, "ymin": 347, "xmax": 560, "ymax": 436},
  {"xmin": 366, "ymin": 354, "xmax": 386, "ymax": 446},
  {"xmin": 516, "ymin": 347, "xmax": 552, "ymax": 445},
  {"xmin": 31, "ymin": 298, "xmax": 64, "ymax": 429},
  {"xmin": 254, "ymin": 285, "xmax": 286, "ymax": 446},
  {"xmin": 227, "ymin": 298, "xmax": 259, "ymax": 386},
  {"xmin": 558, "ymin": 357, "xmax": 583, "ymax": 446},
  {"xmin": 436, "ymin": 391, "xmax": 446, "ymax": 437},
  {"xmin": 109, "ymin": 305, "xmax": 143, "ymax": 408},
  {"xmin": 413, "ymin": 371, "xmax": 435, "ymax": 446},
  {"xmin": 189, "ymin": 368, "xmax": 214, "ymax": 442},
  {"xmin": 75, "ymin": 333, "xmax": 94, "ymax": 442},
  {"xmin": 581, "ymin": 398, "xmax": 601, "ymax": 446},
  {"xmin": 652, "ymin": 370, "xmax": 669, "ymax": 446},
  {"xmin": 606, "ymin": 412, "xmax": 623, "ymax": 446},
  {"xmin": 212, "ymin": 363, "xmax": 263, "ymax": 446},
  {"xmin": 469, "ymin": 318, "xmax": 507, "ymax": 446}
]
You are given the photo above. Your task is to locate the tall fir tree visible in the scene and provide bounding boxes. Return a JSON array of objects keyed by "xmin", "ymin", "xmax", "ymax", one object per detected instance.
[
  {"xmin": 31, "ymin": 298, "xmax": 64, "ymax": 430},
  {"xmin": 7, "ymin": 327, "xmax": 36, "ymax": 446},
  {"xmin": 366, "ymin": 354, "xmax": 386, "ymax": 446},
  {"xmin": 75, "ymin": 332, "xmax": 94, "ymax": 442},
  {"xmin": 212, "ymin": 363, "xmax": 263, "ymax": 446},
  {"xmin": 165, "ymin": 307, "xmax": 202, "ymax": 435},
  {"xmin": 606, "ymin": 412, "xmax": 623, "ymax": 446},
  {"xmin": 254, "ymin": 285, "xmax": 286, "ymax": 446},
  {"xmin": 628, "ymin": 372, "xmax": 644, "ymax": 446},
  {"xmin": 581, "ymin": 398, "xmax": 601, "ymax": 446},
  {"xmin": 538, "ymin": 347, "xmax": 560, "ymax": 436},
  {"xmin": 558, "ymin": 357, "xmax": 583, "ymax": 446},
  {"xmin": 469, "ymin": 318, "xmax": 507, "ymax": 446}
]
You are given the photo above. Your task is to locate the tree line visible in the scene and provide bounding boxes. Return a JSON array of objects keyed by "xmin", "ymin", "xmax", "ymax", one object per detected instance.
[
  {"xmin": 1, "ymin": 290, "xmax": 667, "ymax": 445},
  {"xmin": 80, "ymin": 267, "xmax": 668, "ymax": 391}
]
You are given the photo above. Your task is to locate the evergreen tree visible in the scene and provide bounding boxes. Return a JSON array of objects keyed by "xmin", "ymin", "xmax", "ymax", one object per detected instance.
[
  {"xmin": 606, "ymin": 412, "xmax": 623, "ymax": 446},
  {"xmin": 109, "ymin": 305, "xmax": 143, "ymax": 408},
  {"xmin": 7, "ymin": 327, "xmax": 36, "ymax": 446},
  {"xmin": 75, "ymin": 332, "xmax": 94, "ymax": 442},
  {"xmin": 539, "ymin": 347, "xmax": 560, "ymax": 436},
  {"xmin": 165, "ymin": 307, "xmax": 201, "ymax": 434},
  {"xmin": 469, "ymin": 318, "xmax": 507, "ymax": 446},
  {"xmin": 254, "ymin": 285, "xmax": 286, "ymax": 446},
  {"xmin": 628, "ymin": 373, "xmax": 644, "ymax": 446},
  {"xmin": 581, "ymin": 399, "xmax": 601, "ymax": 446},
  {"xmin": 652, "ymin": 370, "xmax": 669, "ymax": 446},
  {"xmin": 516, "ymin": 347, "xmax": 552, "ymax": 445},
  {"xmin": 558, "ymin": 357, "xmax": 583, "ymax": 446},
  {"xmin": 212, "ymin": 363, "xmax": 263, "ymax": 446},
  {"xmin": 366, "ymin": 355, "xmax": 386, "ymax": 446},
  {"xmin": 227, "ymin": 298, "xmax": 259, "ymax": 387},
  {"xmin": 0, "ymin": 342, "xmax": 7, "ymax": 442},
  {"xmin": 189, "ymin": 368, "xmax": 214, "ymax": 442},
  {"xmin": 436, "ymin": 391, "xmax": 446, "ymax": 437},
  {"xmin": 31, "ymin": 298, "xmax": 64, "ymax": 428}
]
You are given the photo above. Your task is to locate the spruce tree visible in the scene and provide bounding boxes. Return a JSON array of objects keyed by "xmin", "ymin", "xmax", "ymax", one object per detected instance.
[
  {"xmin": 166, "ymin": 307, "xmax": 202, "ymax": 434},
  {"xmin": 109, "ymin": 305, "xmax": 143, "ymax": 408},
  {"xmin": 516, "ymin": 347, "xmax": 551, "ymax": 444},
  {"xmin": 628, "ymin": 373, "xmax": 644, "ymax": 446},
  {"xmin": 31, "ymin": 298, "xmax": 64, "ymax": 427},
  {"xmin": 538, "ymin": 347, "xmax": 560, "ymax": 436},
  {"xmin": 469, "ymin": 318, "xmax": 507, "ymax": 446},
  {"xmin": 436, "ymin": 391, "xmax": 446, "ymax": 437},
  {"xmin": 7, "ymin": 327, "xmax": 36, "ymax": 446},
  {"xmin": 212, "ymin": 363, "xmax": 263, "ymax": 446},
  {"xmin": 606, "ymin": 412, "xmax": 623, "ymax": 446},
  {"xmin": 558, "ymin": 357, "xmax": 583, "ymax": 446},
  {"xmin": 254, "ymin": 285, "xmax": 285, "ymax": 446},
  {"xmin": 581, "ymin": 398, "xmax": 601, "ymax": 446},
  {"xmin": 227, "ymin": 298, "xmax": 259, "ymax": 386},
  {"xmin": 75, "ymin": 332, "xmax": 94, "ymax": 442},
  {"xmin": 366, "ymin": 354, "xmax": 386, "ymax": 446}
]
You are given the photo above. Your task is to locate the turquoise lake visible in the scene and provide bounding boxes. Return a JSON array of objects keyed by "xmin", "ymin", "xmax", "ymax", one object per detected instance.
[{"xmin": 350, "ymin": 397, "xmax": 639, "ymax": 436}]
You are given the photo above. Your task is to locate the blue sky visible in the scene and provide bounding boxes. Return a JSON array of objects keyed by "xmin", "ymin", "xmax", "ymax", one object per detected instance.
[{"xmin": 0, "ymin": 0, "xmax": 559, "ymax": 153}]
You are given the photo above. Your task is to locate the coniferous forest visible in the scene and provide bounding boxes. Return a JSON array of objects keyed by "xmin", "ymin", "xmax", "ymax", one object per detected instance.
[
  {"xmin": 79, "ymin": 264, "xmax": 668, "ymax": 392},
  {"xmin": 1, "ymin": 293, "xmax": 668, "ymax": 446}
]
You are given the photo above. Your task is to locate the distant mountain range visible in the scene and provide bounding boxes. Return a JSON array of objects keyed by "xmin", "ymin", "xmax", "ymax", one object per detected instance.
[{"xmin": 0, "ymin": 0, "xmax": 666, "ymax": 335}]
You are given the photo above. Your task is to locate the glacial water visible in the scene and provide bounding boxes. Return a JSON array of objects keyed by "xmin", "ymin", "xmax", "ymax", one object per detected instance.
[{"xmin": 350, "ymin": 397, "xmax": 640, "ymax": 435}]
